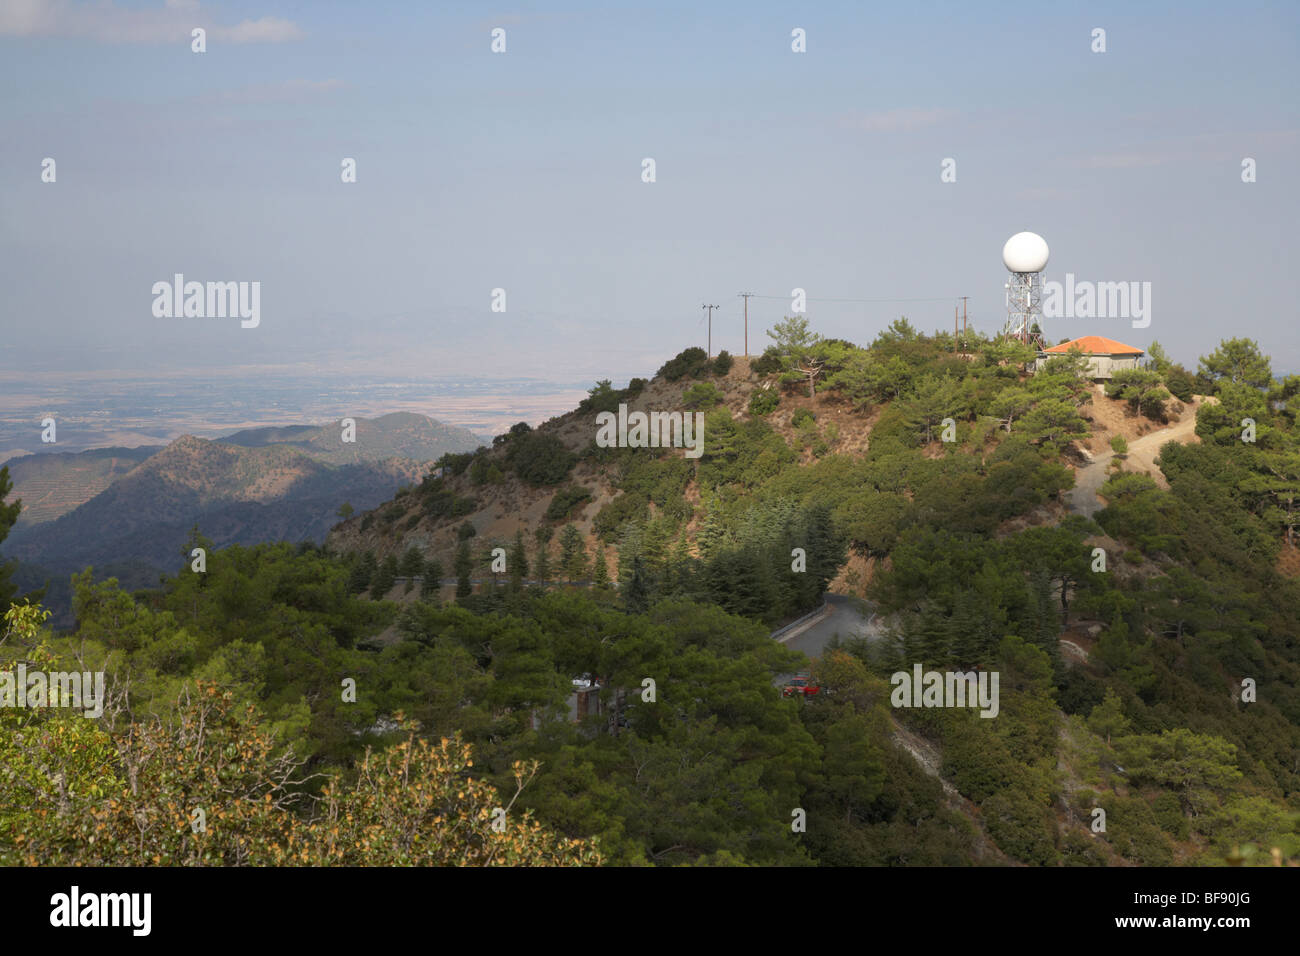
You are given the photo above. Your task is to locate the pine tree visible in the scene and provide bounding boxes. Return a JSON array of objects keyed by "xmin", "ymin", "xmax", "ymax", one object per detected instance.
[
  {"xmin": 347, "ymin": 550, "xmax": 377, "ymax": 594},
  {"xmin": 623, "ymin": 554, "xmax": 651, "ymax": 614},
  {"xmin": 696, "ymin": 499, "xmax": 727, "ymax": 559},
  {"xmin": 875, "ymin": 625, "xmax": 905, "ymax": 676},
  {"xmin": 948, "ymin": 591, "xmax": 983, "ymax": 670},
  {"xmin": 400, "ymin": 546, "xmax": 424, "ymax": 592},
  {"xmin": 662, "ymin": 528, "xmax": 691, "ymax": 597},
  {"xmin": 702, "ymin": 548, "xmax": 768, "ymax": 620},
  {"xmin": 558, "ymin": 525, "xmax": 584, "ymax": 582},
  {"xmin": 917, "ymin": 603, "xmax": 951, "ymax": 669},
  {"xmin": 900, "ymin": 614, "xmax": 926, "ymax": 671},
  {"xmin": 1086, "ymin": 688, "xmax": 1131, "ymax": 745},
  {"xmin": 454, "ymin": 541, "xmax": 473, "ymax": 600},
  {"xmin": 804, "ymin": 503, "xmax": 843, "ymax": 595},
  {"xmin": 617, "ymin": 523, "xmax": 644, "ymax": 585},
  {"xmin": 420, "ymin": 558, "xmax": 443, "ymax": 600},
  {"xmin": 1028, "ymin": 570, "xmax": 1062, "ymax": 675},
  {"xmin": 591, "ymin": 546, "xmax": 609, "ymax": 589},
  {"xmin": 640, "ymin": 517, "xmax": 671, "ymax": 580},
  {"xmin": 509, "ymin": 530, "xmax": 528, "ymax": 593},
  {"xmin": 371, "ymin": 554, "xmax": 399, "ymax": 597},
  {"xmin": 533, "ymin": 534, "xmax": 551, "ymax": 588}
]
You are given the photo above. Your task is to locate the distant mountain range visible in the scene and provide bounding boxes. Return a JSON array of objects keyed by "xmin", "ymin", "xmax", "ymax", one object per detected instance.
[
  {"xmin": 3, "ymin": 413, "xmax": 483, "ymax": 613},
  {"xmin": 215, "ymin": 413, "xmax": 483, "ymax": 465}
]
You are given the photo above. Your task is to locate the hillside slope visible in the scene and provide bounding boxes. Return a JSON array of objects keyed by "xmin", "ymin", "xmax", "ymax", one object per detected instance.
[
  {"xmin": 1, "ymin": 445, "xmax": 161, "ymax": 527},
  {"xmin": 5, "ymin": 436, "xmax": 431, "ymax": 577},
  {"xmin": 328, "ymin": 351, "xmax": 1198, "ymax": 591}
]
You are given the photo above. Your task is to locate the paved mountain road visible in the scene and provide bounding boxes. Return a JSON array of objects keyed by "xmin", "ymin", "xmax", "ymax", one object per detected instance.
[{"xmin": 777, "ymin": 593, "xmax": 883, "ymax": 659}]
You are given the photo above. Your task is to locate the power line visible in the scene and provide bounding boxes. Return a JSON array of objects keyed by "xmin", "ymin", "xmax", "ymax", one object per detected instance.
[{"xmin": 743, "ymin": 294, "xmax": 966, "ymax": 303}]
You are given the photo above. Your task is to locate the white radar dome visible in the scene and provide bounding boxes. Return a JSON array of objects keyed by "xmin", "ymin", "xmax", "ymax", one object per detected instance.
[{"xmin": 1002, "ymin": 232, "xmax": 1050, "ymax": 273}]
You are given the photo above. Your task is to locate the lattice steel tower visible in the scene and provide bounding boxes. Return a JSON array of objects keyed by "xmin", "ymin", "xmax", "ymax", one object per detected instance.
[{"xmin": 1001, "ymin": 232, "xmax": 1049, "ymax": 348}]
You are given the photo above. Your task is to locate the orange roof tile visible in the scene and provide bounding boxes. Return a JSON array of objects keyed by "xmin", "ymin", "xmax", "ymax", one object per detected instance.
[{"xmin": 1043, "ymin": 336, "xmax": 1144, "ymax": 355}]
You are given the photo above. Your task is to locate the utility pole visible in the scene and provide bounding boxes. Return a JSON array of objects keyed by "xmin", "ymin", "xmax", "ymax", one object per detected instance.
[
  {"xmin": 702, "ymin": 303, "xmax": 719, "ymax": 356},
  {"xmin": 738, "ymin": 292, "xmax": 753, "ymax": 356},
  {"xmin": 960, "ymin": 296, "xmax": 969, "ymax": 352}
]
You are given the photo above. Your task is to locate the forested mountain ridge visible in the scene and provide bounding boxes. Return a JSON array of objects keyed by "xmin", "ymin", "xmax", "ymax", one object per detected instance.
[
  {"xmin": 4, "ymin": 326, "xmax": 1298, "ymax": 866},
  {"xmin": 8, "ymin": 440, "xmax": 426, "ymax": 569},
  {"xmin": 2, "ymin": 414, "xmax": 484, "ymax": 624},
  {"xmin": 2, "ymin": 413, "xmax": 482, "ymax": 532}
]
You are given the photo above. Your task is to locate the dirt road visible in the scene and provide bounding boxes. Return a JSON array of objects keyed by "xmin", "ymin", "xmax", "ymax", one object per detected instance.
[{"xmin": 1065, "ymin": 411, "xmax": 1202, "ymax": 517}]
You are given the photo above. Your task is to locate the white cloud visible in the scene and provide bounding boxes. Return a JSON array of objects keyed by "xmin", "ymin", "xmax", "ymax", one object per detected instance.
[{"xmin": 0, "ymin": 0, "xmax": 302, "ymax": 44}]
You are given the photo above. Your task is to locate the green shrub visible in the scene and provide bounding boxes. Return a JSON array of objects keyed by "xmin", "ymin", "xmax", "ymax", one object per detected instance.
[
  {"xmin": 1151, "ymin": 791, "xmax": 1190, "ymax": 840},
  {"xmin": 1165, "ymin": 366, "xmax": 1195, "ymax": 402},
  {"xmin": 493, "ymin": 421, "xmax": 533, "ymax": 447},
  {"xmin": 578, "ymin": 380, "xmax": 623, "ymax": 415},
  {"xmin": 421, "ymin": 481, "xmax": 479, "ymax": 520},
  {"xmin": 942, "ymin": 720, "xmax": 1016, "ymax": 802},
  {"xmin": 1059, "ymin": 829, "xmax": 1109, "ymax": 866},
  {"xmin": 748, "ymin": 388, "xmax": 779, "ymax": 417},
  {"xmin": 619, "ymin": 456, "xmax": 693, "ymax": 505},
  {"xmin": 713, "ymin": 351, "xmax": 734, "ymax": 376},
  {"xmin": 346, "ymin": 551, "xmax": 376, "ymax": 594},
  {"xmin": 546, "ymin": 485, "xmax": 592, "ymax": 521},
  {"xmin": 434, "ymin": 451, "xmax": 477, "ymax": 478},
  {"xmin": 982, "ymin": 789, "xmax": 1060, "ymax": 866},
  {"xmin": 683, "ymin": 382, "xmax": 722, "ymax": 409},
  {"xmin": 371, "ymin": 555, "xmax": 398, "ymax": 597},
  {"xmin": 659, "ymin": 347, "xmax": 711, "ymax": 382},
  {"xmin": 505, "ymin": 431, "xmax": 577, "ymax": 486},
  {"xmin": 593, "ymin": 493, "xmax": 650, "ymax": 541},
  {"xmin": 697, "ymin": 409, "xmax": 796, "ymax": 490},
  {"xmin": 791, "ymin": 407, "xmax": 816, "ymax": 428},
  {"xmin": 1103, "ymin": 795, "xmax": 1175, "ymax": 865},
  {"xmin": 469, "ymin": 456, "xmax": 491, "ymax": 485},
  {"xmin": 1109, "ymin": 434, "xmax": 1128, "ymax": 456},
  {"xmin": 751, "ymin": 346, "xmax": 783, "ymax": 376}
]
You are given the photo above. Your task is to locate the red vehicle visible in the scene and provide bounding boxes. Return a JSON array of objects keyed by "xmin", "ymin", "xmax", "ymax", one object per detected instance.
[{"xmin": 781, "ymin": 675, "xmax": 822, "ymax": 698}]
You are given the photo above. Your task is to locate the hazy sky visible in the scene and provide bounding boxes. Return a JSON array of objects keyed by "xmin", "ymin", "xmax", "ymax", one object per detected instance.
[{"xmin": 2, "ymin": 0, "xmax": 1297, "ymax": 387}]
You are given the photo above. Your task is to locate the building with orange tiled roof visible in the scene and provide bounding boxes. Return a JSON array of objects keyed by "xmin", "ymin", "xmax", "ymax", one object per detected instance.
[{"xmin": 1033, "ymin": 336, "xmax": 1145, "ymax": 380}]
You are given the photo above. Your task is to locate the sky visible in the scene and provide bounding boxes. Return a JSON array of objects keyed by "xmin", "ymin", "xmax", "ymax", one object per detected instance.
[{"xmin": 1, "ymin": 0, "xmax": 1297, "ymax": 390}]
